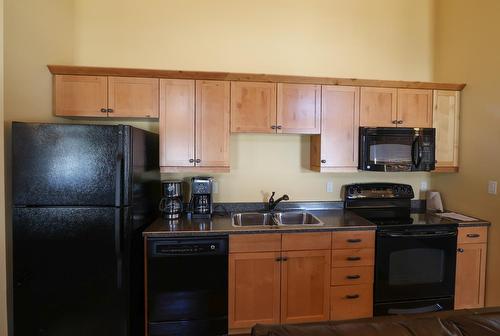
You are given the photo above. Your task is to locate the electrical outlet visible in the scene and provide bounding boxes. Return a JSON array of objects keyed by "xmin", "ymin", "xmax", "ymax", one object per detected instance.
[
  {"xmin": 420, "ymin": 181, "xmax": 428, "ymax": 191},
  {"xmin": 326, "ymin": 181, "xmax": 334, "ymax": 193},
  {"xmin": 488, "ymin": 181, "xmax": 497, "ymax": 195},
  {"xmin": 212, "ymin": 181, "xmax": 219, "ymax": 194}
]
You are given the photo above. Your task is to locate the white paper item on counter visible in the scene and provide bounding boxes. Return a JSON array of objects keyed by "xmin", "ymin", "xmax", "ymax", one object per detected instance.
[{"xmin": 436, "ymin": 212, "xmax": 478, "ymax": 222}]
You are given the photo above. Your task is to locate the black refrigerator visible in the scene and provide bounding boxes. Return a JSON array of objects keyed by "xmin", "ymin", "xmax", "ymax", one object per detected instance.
[{"xmin": 12, "ymin": 122, "xmax": 160, "ymax": 336}]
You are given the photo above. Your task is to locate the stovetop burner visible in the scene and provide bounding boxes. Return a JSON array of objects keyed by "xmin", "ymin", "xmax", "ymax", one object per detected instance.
[{"xmin": 368, "ymin": 213, "xmax": 458, "ymax": 227}]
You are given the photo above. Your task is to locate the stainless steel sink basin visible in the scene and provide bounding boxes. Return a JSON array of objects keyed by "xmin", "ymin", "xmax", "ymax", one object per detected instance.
[
  {"xmin": 232, "ymin": 212, "xmax": 274, "ymax": 227},
  {"xmin": 232, "ymin": 211, "xmax": 323, "ymax": 227},
  {"xmin": 274, "ymin": 211, "xmax": 323, "ymax": 226}
]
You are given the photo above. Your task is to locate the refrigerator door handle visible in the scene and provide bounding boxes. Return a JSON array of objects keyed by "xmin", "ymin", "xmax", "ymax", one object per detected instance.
[
  {"xmin": 115, "ymin": 153, "xmax": 123, "ymax": 207},
  {"xmin": 115, "ymin": 208, "xmax": 123, "ymax": 289}
]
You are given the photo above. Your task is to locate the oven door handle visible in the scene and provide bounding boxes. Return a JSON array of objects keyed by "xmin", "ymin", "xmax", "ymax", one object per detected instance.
[
  {"xmin": 388, "ymin": 303, "xmax": 444, "ymax": 315},
  {"xmin": 381, "ymin": 232, "xmax": 457, "ymax": 238}
]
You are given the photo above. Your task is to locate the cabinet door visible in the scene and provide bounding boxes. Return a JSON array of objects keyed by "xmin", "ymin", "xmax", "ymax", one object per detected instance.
[
  {"xmin": 159, "ymin": 79, "xmax": 195, "ymax": 167},
  {"xmin": 230, "ymin": 82, "xmax": 277, "ymax": 133},
  {"xmin": 360, "ymin": 87, "xmax": 397, "ymax": 127},
  {"xmin": 433, "ymin": 90, "xmax": 460, "ymax": 171},
  {"xmin": 397, "ymin": 89, "xmax": 433, "ymax": 128},
  {"xmin": 229, "ymin": 252, "xmax": 281, "ymax": 329},
  {"xmin": 455, "ymin": 243, "xmax": 487, "ymax": 309},
  {"xmin": 317, "ymin": 86, "xmax": 360, "ymax": 168},
  {"xmin": 54, "ymin": 75, "xmax": 108, "ymax": 117},
  {"xmin": 108, "ymin": 77, "xmax": 159, "ymax": 118},
  {"xmin": 195, "ymin": 80, "xmax": 230, "ymax": 167},
  {"xmin": 277, "ymin": 83, "xmax": 320, "ymax": 134},
  {"xmin": 281, "ymin": 250, "xmax": 330, "ymax": 324}
]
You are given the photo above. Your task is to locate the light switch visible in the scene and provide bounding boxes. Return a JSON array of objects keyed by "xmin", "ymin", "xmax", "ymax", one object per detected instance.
[
  {"xmin": 326, "ymin": 181, "xmax": 334, "ymax": 193},
  {"xmin": 488, "ymin": 181, "xmax": 497, "ymax": 195},
  {"xmin": 420, "ymin": 181, "xmax": 428, "ymax": 191}
]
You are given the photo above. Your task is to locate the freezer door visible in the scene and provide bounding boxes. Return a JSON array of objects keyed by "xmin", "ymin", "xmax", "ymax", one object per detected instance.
[
  {"xmin": 12, "ymin": 122, "xmax": 124, "ymax": 206},
  {"xmin": 13, "ymin": 207, "xmax": 128, "ymax": 336}
]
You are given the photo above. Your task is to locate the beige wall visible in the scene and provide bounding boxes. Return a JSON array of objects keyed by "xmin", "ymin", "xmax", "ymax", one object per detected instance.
[
  {"xmin": 432, "ymin": 0, "xmax": 500, "ymax": 305},
  {"xmin": 1, "ymin": 0, "xmax": 7, "ymax": 333},
  {"xmin": 71, "ymin": 0, "xmax": 436, "ymax": 202}
]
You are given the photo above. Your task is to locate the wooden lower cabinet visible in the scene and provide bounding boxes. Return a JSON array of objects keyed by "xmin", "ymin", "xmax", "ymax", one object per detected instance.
[
  {"xmin": 455, "ymin": 226, "xmax": 488, "ymax": 309},
  {"xmin": 281, "ymin": 250, "xmax": 331, "ymax": 324},
  {"xmin": 330, "ymin": 284, "xmax": 373, "ymax": 321},
  {"xmin": 229, "ymin": 252, "xmax": 281, "ymax": 329}
]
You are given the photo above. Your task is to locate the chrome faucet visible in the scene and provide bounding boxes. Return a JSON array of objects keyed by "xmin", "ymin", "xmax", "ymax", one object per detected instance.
[{"xmin": 268, "ymin": 192, "xmax": 289, "ymax": 211}]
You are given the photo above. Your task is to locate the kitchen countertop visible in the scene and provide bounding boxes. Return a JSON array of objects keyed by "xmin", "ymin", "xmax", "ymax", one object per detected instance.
[
  {"xmin": 143, "ymin": 209, "xmax": 376, "ymax": 237},
  {"xmin": 143, "ymin": 209, "xmax": 491, "ymax": 237}
]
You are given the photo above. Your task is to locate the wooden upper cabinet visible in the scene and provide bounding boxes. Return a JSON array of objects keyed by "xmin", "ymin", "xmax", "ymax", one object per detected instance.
[
  {"xmin": 397, "ymin": 89, "xmax": 433, "ymax": 127},
  {"xmin": 54, "ymin": 75, "xmax": 159, "ymax": 118},
  {"xmin": 455, "ymin": 243, "xmax": 487, "ymax": 309},
  {"xmin": 277, "ymin": 84, "xmax": 321, "ymax": 134},
  {"xmin": 108, "ymin": 77, "xmax": 159, "ymax": 118},
  {"xmin": 195, "ymin": 80, "xmax": 230, "ymax": 167},
  {"xmin": 360, "ymin": 87, "xmax": 397, "ymax": 127},
  {"xmin": 231, "ymin": 82, "xmax": 277, "ymax": 133},
  {"xmin": 281, "ymin": 250, "xmax": 331, "ymax": 324},
  {"xmin": 311, "ymin": 86, "xmax": 359, "ymax": 170},
  {"xmin": 229, "ymin": 252, "xmax": 281, "ymax": 329},
  {"xmin": 159, "ymin": 79, "xmax": 195, "ymax": 167},
  {"xmin": 54, "ymin": 75, "xmax": 108, "ymax": 117},
  {"xmin": 433, "ymin": 90, "xmax": 460, "ymax": 171}
]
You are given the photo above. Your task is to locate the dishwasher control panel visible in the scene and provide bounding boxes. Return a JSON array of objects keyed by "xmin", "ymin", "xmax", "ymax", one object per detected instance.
[{"xmin": 149, "ymin": 237, "xmax": 228, "ymax": 257}]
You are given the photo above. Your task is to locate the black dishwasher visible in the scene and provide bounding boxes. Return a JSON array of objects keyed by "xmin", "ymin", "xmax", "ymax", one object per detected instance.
[{"xmin": 147, "ymin": 236, "xmax": 228, "ymax": 336}]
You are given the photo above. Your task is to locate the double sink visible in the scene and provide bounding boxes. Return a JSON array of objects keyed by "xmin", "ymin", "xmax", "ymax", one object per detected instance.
[{"xmin": 232, "ymin": 211, "xmax": 324, "ymax": 227}]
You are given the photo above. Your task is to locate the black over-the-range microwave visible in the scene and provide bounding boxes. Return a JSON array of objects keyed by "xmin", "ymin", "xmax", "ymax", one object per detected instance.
[{"xmin": 358, "ymin": 127, "xmax": 436, "ymax": 172}]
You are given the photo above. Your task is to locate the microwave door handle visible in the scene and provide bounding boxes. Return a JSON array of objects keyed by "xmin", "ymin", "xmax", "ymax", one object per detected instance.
[
  {"xmin": 416, "ymin": 137, "xmax": 423, "ymax": 167},
  {"xmin": 411, "ymin": 138, "xmax": 418, "ymax": 167}
]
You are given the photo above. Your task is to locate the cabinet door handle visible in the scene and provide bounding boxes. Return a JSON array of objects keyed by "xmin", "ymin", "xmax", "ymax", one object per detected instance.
[
  {"xmin": 282, "ymin": 257, "xmax": 288, "ymax": 261},
  {"xmin": 457, "ymin": 248, "xmax": 464, "ymax": 253},
  {"xmin": 100, "ymin": 108, "xmax": 107, "ymax": 113},
  {"xmin": 346, "ymin": 275, "xmax": 361, "ymax": 280},
  {"xmin": 275, "ymin": 257, "xmax": 282, "ymax": 262},
  {"xmin": 107, "ymin": 108, "xmax": 114, "ymax": 113},
  {"xmin": 189, "ymin": 159, "xmax": 194, "ymax": 163},
  {"xmin": 195, "ymin": 159, "xmax": 201, "ymax": 163},
  {"xmin": 321, "ymin": 160, "xmax": 326, "ymax": 164},
  {"xmin": 397, "ymin": 120, "xmax": 403, "ymax": 124},
  {"xmin": 466, "ymin": 233, "xmax": 480, "ymax": 238},
  {"xmin": 271, "ymin": 125, "xmax": 277, "ymax": 130},
  {"xmin": 345, "ymin": 294, "xmax": 360, "ymax": 299},
  {"xmin": 347, "ymin": 239, "xmax": 362, "ymax": 243},
  {"xmin": 347, "ymin": 256, "xmax": 361, "ymax": 261},
  {"xmin": 392, "ymin": 120, "xmax": 397, "ymax": 124},
  {"xmin": 277, "ymin": 125, "xmax": 282, "ymax": 130}
]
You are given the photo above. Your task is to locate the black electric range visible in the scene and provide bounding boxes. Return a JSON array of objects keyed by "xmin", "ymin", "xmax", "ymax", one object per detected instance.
[{"xmin": 343, "ymin": 183, "xmax": 459, "ymax": 316}]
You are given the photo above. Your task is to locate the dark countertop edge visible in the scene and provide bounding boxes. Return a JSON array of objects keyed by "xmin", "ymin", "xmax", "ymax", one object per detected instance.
[{"xmin": 143, "ymin": 225, "xmax": 377, "ymax": 237}]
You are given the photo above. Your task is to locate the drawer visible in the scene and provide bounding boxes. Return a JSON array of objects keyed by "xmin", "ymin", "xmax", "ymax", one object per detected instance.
[
  {"xmin": 330, "ymin": 284, "xmax": 373, "ymax": 321},
  {"xmin": 332, "ymin": 231, "xmax": 375, "ymax": 249},
  {"xmin": 331, "ymin": 249, "xmax": 374, "ymax": 268},
  {"xmin": 229, "ymin": 234, "xmax": 281, "ymax": 253},
  {"xmin": 282, "ymin": 232, "xmax": 332, "ymax": 251},
  {"xmin": 458, "ymin": 227, "xmax": 488, "ymax": 244},
  {"xmin": 331, "ymin": 266, "xmax": 374, "ymax": 286}
]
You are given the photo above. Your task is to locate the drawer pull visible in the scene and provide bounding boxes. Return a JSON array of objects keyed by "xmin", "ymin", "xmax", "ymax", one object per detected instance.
[
  {"xmin": 345, "ymin": 294, "xmax": 360, "ymax": 299},
  {"xmin": 347, "ymin": 256, "xmax": 361, "ymax": 261},
  {"xmin": 347, "ymin": 239, "xmax": 362, "ymax": 243},
  {"xmin": 466, "ymin": 233, "xmax": 480, "ymax": 238},
  {"xmin": 346, "ymin": 275, "xmax": 361, "ymax": 280}
]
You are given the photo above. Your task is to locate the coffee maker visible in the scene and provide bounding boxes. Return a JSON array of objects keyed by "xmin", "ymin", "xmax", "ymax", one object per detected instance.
[
  {"xmin": 159, "ymin": 181, "xmax": 184, "ymax": 219},
  {"xmin": 189, "ymin": 177, "xmax": 214, "ymax": 218}
]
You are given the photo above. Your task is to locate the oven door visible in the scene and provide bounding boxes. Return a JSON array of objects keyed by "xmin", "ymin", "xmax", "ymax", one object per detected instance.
[
  {"xmin": 375, "ymin": 227, "xmax": 457, "ymax": 303},
  {"xmin": 359, "ymin": 128, "xmax": 435, "ymax": 172}
]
